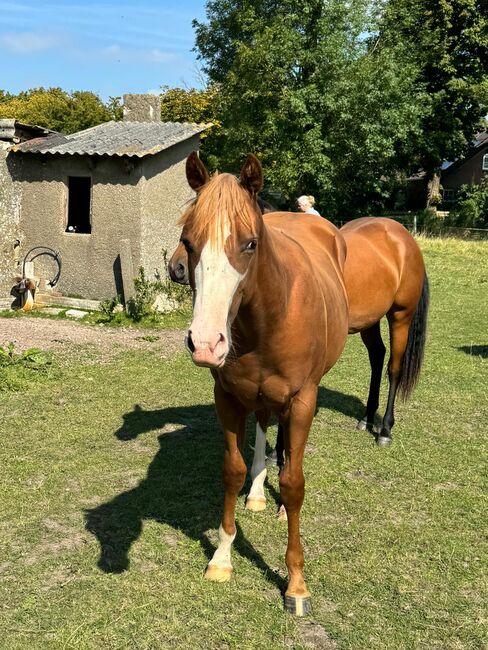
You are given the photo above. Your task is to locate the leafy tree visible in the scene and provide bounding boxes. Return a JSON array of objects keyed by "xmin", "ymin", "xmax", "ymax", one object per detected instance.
[
  {"xmin": 159, "ymin": 85, "xmax": 220, "ymax": 126},
  {"xmin": 194, "ymin": 0, "xmax": 488, "ymax": 214},
  {"xmin": 0, "ymin": 88, "xmax": 121, "ymax": 134},
  {"xmin": 378, "ymin": 0, "xmax": 488, "ymax": 203},
  {"xmin": 194, "ymin": 0, "xmax": 428, "ymax": 217}
]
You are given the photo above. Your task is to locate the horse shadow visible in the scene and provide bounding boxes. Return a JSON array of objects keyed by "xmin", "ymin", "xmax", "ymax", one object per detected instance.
[
  {"xmin": 85, "ymin": 387, "xmax": 365, "ymax": 591},
  {"xmin": 456, "ymin": 345, "xmax": 488, "ymax": 359}
]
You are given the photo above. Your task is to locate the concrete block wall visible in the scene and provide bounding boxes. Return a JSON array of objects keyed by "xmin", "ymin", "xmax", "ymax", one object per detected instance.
[{"xmin": 0, "ymin": 146, "xmax": 23, "ymax": 305}]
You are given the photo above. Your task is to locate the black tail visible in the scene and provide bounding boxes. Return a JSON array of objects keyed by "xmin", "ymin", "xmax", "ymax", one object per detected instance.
[{"xmin": 398, "ymin": 273, "xmax": 429, "ymax": 401}]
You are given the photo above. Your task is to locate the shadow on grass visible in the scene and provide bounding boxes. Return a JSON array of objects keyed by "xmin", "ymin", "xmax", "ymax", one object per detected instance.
[
  {"xmin": 85, "ymin": 386, "xmax": 365, "ymax": 592},
  {"xmin": 457, "ymin": 344, "xmax": 488, "ymax": 359}
]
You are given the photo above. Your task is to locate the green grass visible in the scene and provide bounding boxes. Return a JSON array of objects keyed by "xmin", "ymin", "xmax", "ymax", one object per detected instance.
[
  {"xmin": 0, "ymin": 306, "xmax": 192, "ymax": 331},
  {"xmin": 0, "ymin": 237, "xmax": 487, "ymax": 649}
]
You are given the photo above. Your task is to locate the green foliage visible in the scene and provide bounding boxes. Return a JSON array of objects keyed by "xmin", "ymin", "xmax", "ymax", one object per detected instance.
[
  {"xmin": 194, "ymin": 0, "xmax": 488, "ymax": 216},
  {"xmin": 0, "ymin": 341, "xmax": 52, "ymax": 368},
  {"xmin": 99, "ymin": 296, "xmax": 121, "ymax": 318},
  {"xmin": 127, "ymin": 267, "xmax": 165, "ymax": 322},
  {"xmin": 0, "ymin": 341, "xmax": 54, "ymax": 392},
  {"xmin": 448, "ymin": 178, "xmax": 488, "ymax": 228},
  {"xmin": 379, "ymin": 0, "xmax": 488, "ymax": 174},
  {"xmin": 106, "ymin": 261, "xmax": 191, "ymax": 324},
  {"xmin": 159, "ymin": 85, "xmax": 220, "ymax": 128},
  {"xmin": 194, "ymin": 0, "xmax": 430, "ymax": 218},
  {"xmin": 0, "ymin": 87, "xmax": 122, "ymax": 134}
]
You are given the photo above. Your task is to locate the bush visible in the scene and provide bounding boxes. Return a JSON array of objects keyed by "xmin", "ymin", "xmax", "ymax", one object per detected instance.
[
  {"xmin": 126, "ymin": 267, "xmax": 163, "ymax": 321},
  {"xmin": 449, "ymin": 179, "xmax": 488, "ymax": 228}
]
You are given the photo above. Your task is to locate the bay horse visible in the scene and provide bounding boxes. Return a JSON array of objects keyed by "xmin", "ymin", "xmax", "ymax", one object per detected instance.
[
  {"xmin": 170, "ymin": 210, "xmax": 429, "ymax": 449},
  {"xmin": 176, "ymin": 152, "xmax": 349, "ymax": 615}
]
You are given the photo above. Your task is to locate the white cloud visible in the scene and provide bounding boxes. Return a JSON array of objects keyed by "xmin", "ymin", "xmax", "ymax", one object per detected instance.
[
  {"xmin": 145, "ymin": 48, "xmax": 177, "ymax": 64},
  {"xmin": 0, "ymin": 31, "xmax": 64, "ymax": 54},
  {"xmin": 97, "ymin": 44, "xmax": 177, "ymax": 65}
]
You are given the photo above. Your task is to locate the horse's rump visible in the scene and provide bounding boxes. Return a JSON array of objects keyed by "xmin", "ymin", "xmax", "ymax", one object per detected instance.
[{"xmin": 341, "ymin": 217, "xmax": 425, "ymax": 333}]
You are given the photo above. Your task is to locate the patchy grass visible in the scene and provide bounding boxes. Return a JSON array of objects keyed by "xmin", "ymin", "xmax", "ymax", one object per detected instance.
[
  {"xmin": 0, "ymin": 306, "xmax": 192, "ymax": 331},
  {"xmin": 0, "ymin": 237, "xmax": 487, "ymax": 649}
]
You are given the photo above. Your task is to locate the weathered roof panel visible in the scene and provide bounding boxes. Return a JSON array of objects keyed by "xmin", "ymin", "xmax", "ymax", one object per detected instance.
[
  {"xmin": 10, "ymin": 120, "xmax": 210, "ymax": 157},
  {"xmin": 0, "ymin": 119, "xmax": 56, "ymax": 143}
]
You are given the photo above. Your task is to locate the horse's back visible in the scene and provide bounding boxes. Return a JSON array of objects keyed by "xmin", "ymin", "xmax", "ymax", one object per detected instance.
[
  {"xmin": 265, "ymin": 212, "xmax": 346, "ymax": 274},
  {"xmin": 341, "ymin": 217, "xmax": 425, "ymax": 332}
]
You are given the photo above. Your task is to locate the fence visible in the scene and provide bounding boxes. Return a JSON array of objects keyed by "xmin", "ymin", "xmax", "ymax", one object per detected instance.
[{"xmin": 333, "ymin": 213, "xmax": 488, "ymax": 240}]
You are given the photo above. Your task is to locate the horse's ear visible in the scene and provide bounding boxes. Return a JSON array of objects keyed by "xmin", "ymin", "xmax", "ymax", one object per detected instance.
[
  {"xmin": 186, "ymin": 151, "xmax": 210, "ymax": 192},
  {"xmin": 240, "ymin": 154, "xmax": 263, "ymax": 195}
]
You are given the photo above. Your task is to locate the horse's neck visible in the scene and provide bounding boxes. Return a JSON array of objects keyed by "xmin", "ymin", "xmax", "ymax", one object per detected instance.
[{"xmin": 236, "ymin": 226, "xmax": 294, "ymax": 334}]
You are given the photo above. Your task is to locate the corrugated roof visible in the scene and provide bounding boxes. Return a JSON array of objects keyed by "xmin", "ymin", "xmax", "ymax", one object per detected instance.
[
  {"xmin": 0, "ymin": 119, "xmax": 56, "ymax": 143},
  {"xmin": 10, "ymin": 120, "xmax": 210, "ymax": 157}
]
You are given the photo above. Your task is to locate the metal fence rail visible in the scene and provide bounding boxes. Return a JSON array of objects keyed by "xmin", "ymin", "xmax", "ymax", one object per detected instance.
[{"xmin": 333, "ymin": 214, "xmax": 488, "ymax": 240}]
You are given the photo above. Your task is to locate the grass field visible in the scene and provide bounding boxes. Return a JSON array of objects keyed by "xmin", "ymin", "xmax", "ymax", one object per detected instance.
[{"xmin": 0, "ymin": 237, "xmax": 487, "ymax": 649}]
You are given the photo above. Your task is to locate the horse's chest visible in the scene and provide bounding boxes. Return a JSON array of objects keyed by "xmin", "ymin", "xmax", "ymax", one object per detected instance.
[{"xmin": 218, "ymin": 361, "xmax": 296, "ymax": 412}]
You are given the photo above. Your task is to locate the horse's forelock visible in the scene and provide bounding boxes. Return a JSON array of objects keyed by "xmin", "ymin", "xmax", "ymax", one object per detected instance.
[{"xmin": 178, "ymin": 173, "xmax": 257, "ymax": 249}]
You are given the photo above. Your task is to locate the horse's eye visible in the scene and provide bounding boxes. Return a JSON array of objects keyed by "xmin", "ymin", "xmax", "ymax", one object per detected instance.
[
  {"xmin": 181, "ymin": 238, "xmax": 193, "ymax": 254},
  {"xmin": 244, "ymin": 239, "xmax": 257, "ymax": 253}
]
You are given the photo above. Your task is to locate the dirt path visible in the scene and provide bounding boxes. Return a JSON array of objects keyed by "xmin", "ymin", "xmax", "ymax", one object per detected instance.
[{"xmin": 0, "ymin": 316, "xmax": 185, "ymax": 358}]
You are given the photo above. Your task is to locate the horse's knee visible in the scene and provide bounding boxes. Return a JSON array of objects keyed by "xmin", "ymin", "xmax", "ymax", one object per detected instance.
[
  {"xmin": 223, "ymin": 453, "xmax": 247, "ymax": 491},
  {"xmin": 279, "ymin": 468, "xmax": 304, "ymax": 510}
]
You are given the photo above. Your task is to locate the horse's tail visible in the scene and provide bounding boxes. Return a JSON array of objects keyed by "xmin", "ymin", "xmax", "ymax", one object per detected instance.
[{"xmin": 398, "ymin": 272, "xmax": 429, "ymax": 401}]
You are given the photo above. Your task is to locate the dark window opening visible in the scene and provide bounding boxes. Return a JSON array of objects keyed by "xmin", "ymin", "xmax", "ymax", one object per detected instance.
[{"xmin": 66, "ymin": 176, "xmax": 91, "ymax": 233}]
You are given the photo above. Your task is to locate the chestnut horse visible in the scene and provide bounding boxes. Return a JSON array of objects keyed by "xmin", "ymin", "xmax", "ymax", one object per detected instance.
[
  {"xmin": 170, "ymin": 210, "xmax": 429, "ymax": 449},
  {"xmin": 176, "ymin": 152, "xmax": 349, "ymax": 615}
]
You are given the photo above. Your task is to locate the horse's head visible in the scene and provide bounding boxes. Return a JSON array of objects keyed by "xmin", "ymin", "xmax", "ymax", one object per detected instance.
[
  {"xmin": 178, "ymin": 151, "xmax": 264, "ymax": 369},
  {"xmin": 168, "ymin": 196, "xmax": 274, "ymax": 287}
]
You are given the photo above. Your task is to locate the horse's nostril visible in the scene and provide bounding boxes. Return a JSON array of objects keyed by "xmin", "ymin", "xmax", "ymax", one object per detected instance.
[{"xmin": 187, "ymin": 331, "xmax": 195, "ymax": 353}]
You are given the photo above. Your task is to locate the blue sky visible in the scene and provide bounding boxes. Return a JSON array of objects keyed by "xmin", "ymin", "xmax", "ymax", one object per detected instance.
[{"xmin": 0, "ymin": 1, "xmax": 207, "ymax": 100}]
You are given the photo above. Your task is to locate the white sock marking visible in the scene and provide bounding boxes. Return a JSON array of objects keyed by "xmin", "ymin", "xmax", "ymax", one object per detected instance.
[
  {"xmin": 248, "ymin": 423, "xmax": 267, "ymax": 502},
  {"xmin": 208, "ymin": 524, "xmax": 236, "ymax": 569}
]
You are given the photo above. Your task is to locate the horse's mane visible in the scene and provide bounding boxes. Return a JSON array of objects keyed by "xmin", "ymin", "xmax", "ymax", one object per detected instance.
[{"xmin": 178, "ymin": 172, "xmax": 258, "ymax": 249}]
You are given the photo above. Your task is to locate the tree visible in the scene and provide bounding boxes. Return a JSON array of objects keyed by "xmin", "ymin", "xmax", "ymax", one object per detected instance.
[
  {"xmin": 194, "ymin": 0, "xmax": 429, "ymax": 217},
  {"xmin": 378, "ymin": 0, "xmax": 488, "ymax": 204},
  {"xmin": 0, "ymin": 88, "xmax": 121, "ymax": 134},
  {"xmin": 159, "ymin": 85, "xmax": 220, "ymax": 125}
]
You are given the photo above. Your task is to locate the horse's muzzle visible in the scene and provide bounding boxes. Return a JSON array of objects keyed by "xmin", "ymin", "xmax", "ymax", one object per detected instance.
[{"xmin": 185, "ymin": 331, "xmax": 228, "ymax": 368}]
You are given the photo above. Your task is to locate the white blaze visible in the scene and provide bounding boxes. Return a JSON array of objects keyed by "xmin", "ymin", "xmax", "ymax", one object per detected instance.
[{"xmin": 190, "ymin": 222, "xmax": 244, "ymax": 349}]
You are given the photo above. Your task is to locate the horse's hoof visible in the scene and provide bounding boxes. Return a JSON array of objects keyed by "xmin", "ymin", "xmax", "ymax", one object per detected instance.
[
  {"xmin": 284, "ymin": 594, "xmax": 312, "ymax": 616},
  {"xmin": 376, "ymin": 435, "xmax": 392, "ymax": 447},
  {"xmin": 204, "ymin": 565, "xmax": 232, "ymax": 582},
  {"xmin": 246, "ymin": 497, "xmax": 266, "ymax": 512}
]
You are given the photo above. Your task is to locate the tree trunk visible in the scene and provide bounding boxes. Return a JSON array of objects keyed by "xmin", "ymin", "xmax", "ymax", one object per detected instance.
[{"xmin": 426, "ymin": 171, "xmax": 441, "ymax": 210}]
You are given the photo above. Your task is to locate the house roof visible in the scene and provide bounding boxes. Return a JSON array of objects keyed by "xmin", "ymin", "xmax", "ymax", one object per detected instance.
[
  {"xmin": 10, "ymin": 120, "xmax": 210, "ymax": 157},
  {"xmin": 407, "ymin": 130, "xmax": 488, "ymax": 181},
  {"xmin": 0, "ymin": 118, "xmax": 56, "ymax": 143},
  {"xmin": 441, "ymin": 130, "xmax": 488, "ymax": 177}
]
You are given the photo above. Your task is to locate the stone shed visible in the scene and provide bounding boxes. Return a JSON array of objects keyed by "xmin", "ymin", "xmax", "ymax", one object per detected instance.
[{"xmin": 6, "ymin": 95, "xmax": 208, "ymax": 301}]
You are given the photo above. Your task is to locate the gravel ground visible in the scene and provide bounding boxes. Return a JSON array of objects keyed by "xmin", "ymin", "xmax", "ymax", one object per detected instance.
[{"xmin": 0, "ymin": 317, "xmax": 185, "ymax": 358}]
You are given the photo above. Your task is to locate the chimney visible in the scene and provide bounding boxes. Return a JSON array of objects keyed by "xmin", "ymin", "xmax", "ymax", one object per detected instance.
[{"xmin": 123, "ymin": 94, "xmax": 161, "ymax": 122}]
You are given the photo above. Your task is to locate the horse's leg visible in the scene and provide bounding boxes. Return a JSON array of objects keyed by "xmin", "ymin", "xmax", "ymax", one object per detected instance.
[
  {"xmin": 246, "ymin": 410, "xmax": 270, "ymax": 511},
  {"xmin": 205, "ymin": 383, "xmax": 247, "ymax": 582},
  {"xmin": 377, "ymin": 310, "xmax": 412, "ymax": 447},
  {"xmin": 356, "ymin": 322, "xmax": 386, "ymax": 432},
  {"xmin": 280, "ymin": 383, "xmax": 317, "ymax": 616}
]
